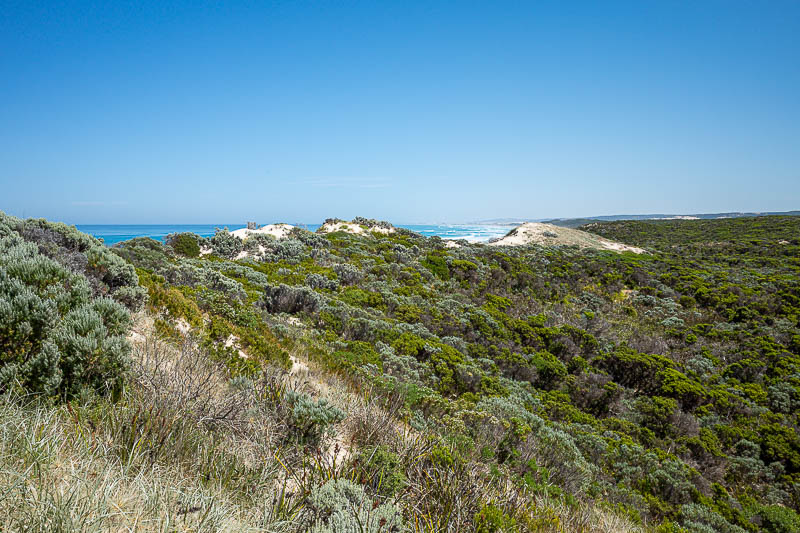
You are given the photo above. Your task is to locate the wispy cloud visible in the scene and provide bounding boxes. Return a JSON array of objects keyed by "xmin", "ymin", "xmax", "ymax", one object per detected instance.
[
  {"xmin": 299, "ymin": 177, "xmax": 391, "ymax": 189},
  {"xmin": 71, "ymin": 201, "xmax": 129, "ymax": 207}
]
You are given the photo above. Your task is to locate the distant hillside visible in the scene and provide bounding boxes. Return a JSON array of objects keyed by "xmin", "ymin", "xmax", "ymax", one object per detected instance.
[
  {"xmin": 475, "ymin": 210, "xmax": 800, "ymax": 229},
  {"xmin": 581, "ymin": 213, "xmax": 800, "ymax": 248}
]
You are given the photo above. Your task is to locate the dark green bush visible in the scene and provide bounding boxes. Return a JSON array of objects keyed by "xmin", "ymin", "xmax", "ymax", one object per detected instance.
[
  {"xmin": 529, "ymin": 350, "xmax": 567, "ymax": 388},
  {"xmin": 421, "ymin": 252, "xmax": 450, "ymax": 280},
  {"xmin": 354, "ymin": 445, "xmax": 406, "ymax": 497},
  {"xmin": 166, "ymin": 232, "xmax": 201, "ymax": 257}
]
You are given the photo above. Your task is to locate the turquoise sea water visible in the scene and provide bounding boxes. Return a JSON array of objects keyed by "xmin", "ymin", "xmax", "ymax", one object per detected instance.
[
  {"xmin": 406, "ymin": 224, "xmax": 516, "ymax": 243},
  {"xmin": 77, "ymin": 224, "xmax": 516, "ymax": 246}
]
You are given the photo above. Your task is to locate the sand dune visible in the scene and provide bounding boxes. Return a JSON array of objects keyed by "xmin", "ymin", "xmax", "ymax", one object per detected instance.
[
  {"xmin": 231, "ymin": 224, "xmax": 295, "ymax": 240},
  {"xmin": 490, "ymin": 222, "xmax": 645, "ymax": 253},
  {"xmin": 317, "ymin": 220, "xmax": 395, "ymax": 235}
]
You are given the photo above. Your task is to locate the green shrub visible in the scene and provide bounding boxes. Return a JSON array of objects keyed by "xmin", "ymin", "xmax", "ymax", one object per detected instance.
[
  {"xmin": 634, "ymin": 396, "xmax": 677, "ymax": 437},
  {"xmin": 529, "ymin": 350, "xmax": 567, "ymax": 388},
  {"xmin": 340, "ymin": 287, "xmax": 384, "ymax": 310},
  {"xmin": 596, "ymin": 345, "xmax": 674, "ymax": 394},
  {"xmin": 165, "ymin": 232, "xmax": 200, "ymax": 257},
  {"xmin": 354, "ymin": 445, "xmax": 406, "ymax": 497},
  {"xmin": 757, "ymin": 504, "xmax": 800, "ymax": 533},
  {"xmin": 330, "ymin": 341, "xmax": 382, "ymax": 371},
  {"xmin": 138, "ymin": 269, "xmax": 203, "ymax": 327},
  {"xmin": 474, "ymin": 503, "xmax": 517, "ymax": 533},
  {"xmin": 758, "ymin": 423, "xmax": 800, "ymax": 473},
  {"xmin": 421, "ymin": 252, "xmax": 450, "ymax": 280}
]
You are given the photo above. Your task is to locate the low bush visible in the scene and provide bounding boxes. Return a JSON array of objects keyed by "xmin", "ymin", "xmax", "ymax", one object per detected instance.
[
  {"xmin": 260, "ymin": 283, "xmax": 324, "ymax": 314},
  {"xmin": 283, "ymin": 390, "xmax": 346, "ymax": 448}
]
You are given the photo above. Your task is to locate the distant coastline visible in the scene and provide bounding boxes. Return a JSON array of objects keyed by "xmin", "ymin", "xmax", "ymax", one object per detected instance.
[
  {"xmin": 78, "ymin": 223, "xmax": 518, "ymax": 246},
  {"xmin": 77, "ymin": 210, "xmax": 800, "ymax": 246}
]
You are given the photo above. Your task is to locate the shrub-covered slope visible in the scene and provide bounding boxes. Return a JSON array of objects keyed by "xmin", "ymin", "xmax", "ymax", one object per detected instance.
[
  {"xmin": 2, "ymin": 213, "xmax": 799, "ymax": 532},
  {"xmin": 111, "ymin": 215, "xmax": 800, "ymax": 531}
]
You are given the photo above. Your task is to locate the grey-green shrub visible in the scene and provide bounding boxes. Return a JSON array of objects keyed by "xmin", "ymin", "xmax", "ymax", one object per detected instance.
[
  {"xmin": 0, "ymin": 269, "xmax": 63, "ymax": 394},
  {"xmin": 307, "ymin": 478, "xmax": 405, "ymax": 533},
  {"xmin": 208, "ymin": 228, "xmax": 242, "ymax": 259},
  {"xmin": 261, "ymin": 239, "xmax": 308, "ymax": 264},
  {"xmin": 333, "ymin": 263, "xmax": 361, "ymax": 285},
  {"xmin": 242, "ymin": 233, "xmax": 275, "ymax": 253},
  {"xmin": 679, "ymin": 503, "xmax": 747, "ymax": 533},
  {"xmin": 261, "ymin": 284, "xmax": 324, "ymax": 314},
  {"xmin": 162, "ymin": 263, "xmax": 246, "ymax": 302},
  {"xmin": 0, "ymin": 212, "xmax": 146, "ymax": 311},
  {"xmin": 351, "ymin": 217, "xmax": 393, "ymax": 230},
  {"xmin": 0, "ymin": 215, "xmax": 135, "ymax": 398},
  {"xmin": 305, "ymin": 273, "xmax": 339, "ymax": 291},
  {"xmin": 52, "ymin": 297, "xmax": 132, "ymax": 397},
  {"xmin": 284, "ymin": 390, "xmax": 346, "ymax": 447},
  {"xmin": 289, "ymin": 227, "xmax": 329, "ymax": 249}
]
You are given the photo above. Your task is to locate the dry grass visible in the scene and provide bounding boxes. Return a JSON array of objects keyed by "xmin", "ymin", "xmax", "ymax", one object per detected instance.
[{"xmin": 0, "ymin": 396, "xmax": 266, "ymax": 532}]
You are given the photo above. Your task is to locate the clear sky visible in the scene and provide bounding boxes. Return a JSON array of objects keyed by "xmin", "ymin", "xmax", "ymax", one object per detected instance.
[{"xmin": 1, "ymin": 1, "xmax": 798, "ymax": 224}]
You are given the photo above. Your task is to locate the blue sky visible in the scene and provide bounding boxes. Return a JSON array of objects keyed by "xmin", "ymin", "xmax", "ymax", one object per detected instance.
[{"xmin": 1, "ymin": 1, "xmax": 798, "ymax": 224}]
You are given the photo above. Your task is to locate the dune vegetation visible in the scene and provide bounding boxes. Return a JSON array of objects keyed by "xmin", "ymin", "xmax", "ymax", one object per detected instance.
[{"xmin": 1, "ymin": 211, "xmax": 799, "ymax": 532}]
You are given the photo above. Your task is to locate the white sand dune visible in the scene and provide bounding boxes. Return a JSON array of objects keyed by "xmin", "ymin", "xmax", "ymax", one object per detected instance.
[
  {"xmin": 317, "ymin": 221, "xmax": 395, "ymax": 235},
  {"xmin": 231, "ymin": 224, "xmax": 295, "ymax": 240},
  {"xmin": 490, "ymin": 222, "xmax": 645, "ymax": 254}
]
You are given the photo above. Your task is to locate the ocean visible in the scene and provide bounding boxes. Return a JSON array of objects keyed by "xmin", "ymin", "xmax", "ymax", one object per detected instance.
[{"xmin": 77, "ymin": 224, "xmax": 517, "ymax": 246}]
